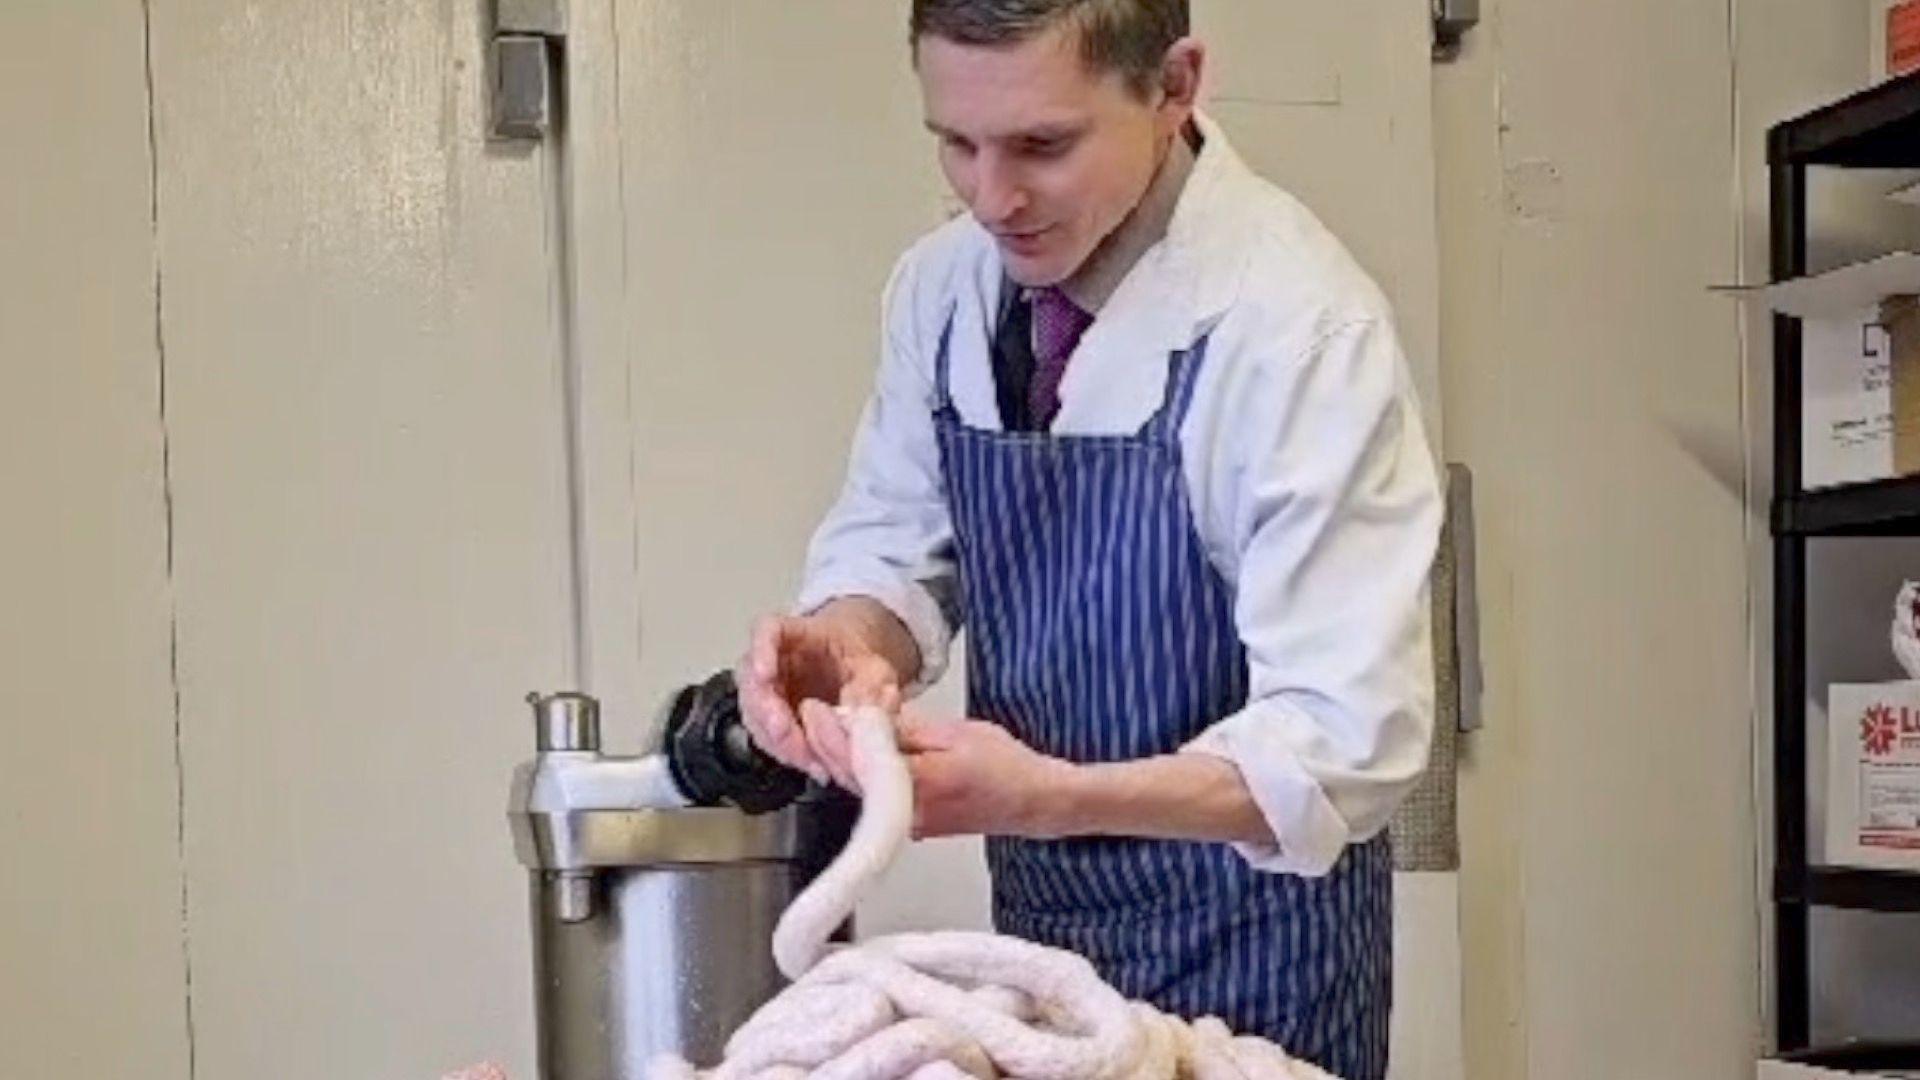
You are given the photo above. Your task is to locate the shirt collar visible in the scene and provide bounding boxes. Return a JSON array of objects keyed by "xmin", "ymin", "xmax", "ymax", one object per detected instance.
[
  {"xmin": 1068, "ymin": 111, "xmax": 1252, "ymax": 355},
  {"xmin": 1160, "ymin": 110, "xmax": 1256, "ymax": 339}
]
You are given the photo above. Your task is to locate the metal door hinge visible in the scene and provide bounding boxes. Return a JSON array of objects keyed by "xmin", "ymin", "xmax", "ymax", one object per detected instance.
[
  {"xmin": 491, "ymin": 0, "xmax": 567, "ymax": 140},
  {"xmin": 1432, "ymin": 0, "xmax": 1480, "ymax": 62}
]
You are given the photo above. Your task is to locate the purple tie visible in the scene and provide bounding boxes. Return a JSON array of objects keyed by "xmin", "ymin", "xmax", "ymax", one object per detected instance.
[{"xmin": 1028, "ymin": 287, "xmax": 1094, "ymax": 429}]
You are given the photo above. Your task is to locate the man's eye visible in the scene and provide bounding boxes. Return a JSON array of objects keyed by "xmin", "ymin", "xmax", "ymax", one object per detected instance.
[{"xmin": 1023, "ymin": 138, "xmax": 1069, "ymax": 158}]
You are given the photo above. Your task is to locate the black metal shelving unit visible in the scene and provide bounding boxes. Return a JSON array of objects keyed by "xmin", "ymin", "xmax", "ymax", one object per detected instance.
[{"xmin": 1769, "ymin": 71, "xmax": 1920, "ymax": 1052}]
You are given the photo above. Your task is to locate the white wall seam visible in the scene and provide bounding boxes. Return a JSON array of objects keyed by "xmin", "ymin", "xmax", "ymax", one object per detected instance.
[
  {"xmin": 1724, "ymin": 0, "xmax": 1774, "ymax": 1048},
  {"xmin": 139, "ymin": 0, "xmax": 199, "ymax": 1075}
]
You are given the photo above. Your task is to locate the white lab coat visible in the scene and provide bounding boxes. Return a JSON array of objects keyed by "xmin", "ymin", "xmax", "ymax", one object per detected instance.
[{"xmin": 797, "ymin": 114, "xmax": 1442, "ymax": 877}]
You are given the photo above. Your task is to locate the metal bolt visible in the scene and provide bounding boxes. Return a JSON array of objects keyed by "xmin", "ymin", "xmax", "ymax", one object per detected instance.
[{"xmin": 548, "ymin": 871, "xmax": 595, "ymax": 924}]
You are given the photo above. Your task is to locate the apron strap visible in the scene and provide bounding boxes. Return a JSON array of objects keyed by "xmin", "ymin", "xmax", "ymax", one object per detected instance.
[
  {"xmin": 931, "ymin": 307, "xmax": 959, "ymax": 415},
  {"xmin": 1138, "ymin": 334, "xmax": 1213, "ymax": 445}
]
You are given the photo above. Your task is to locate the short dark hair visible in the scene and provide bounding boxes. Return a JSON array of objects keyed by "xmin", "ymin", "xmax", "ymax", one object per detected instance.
[{"xmin": 910, "ymin": 0, "xmax": 1190, "ymax": 98}]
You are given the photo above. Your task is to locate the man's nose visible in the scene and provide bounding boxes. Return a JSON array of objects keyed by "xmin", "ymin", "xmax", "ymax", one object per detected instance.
[{"xmin": 971, "ymin": 155, "xmax": 1029, "ymax": 225}]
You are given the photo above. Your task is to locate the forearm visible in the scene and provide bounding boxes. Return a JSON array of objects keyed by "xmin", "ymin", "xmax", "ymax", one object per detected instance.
[
  {"xmin": 1037, "ymin": 752, "xmax": 1277, "ymax": 848},
  {"xmin": 814, "ymin": 595, "xmax": 923, "ymax": 689}
]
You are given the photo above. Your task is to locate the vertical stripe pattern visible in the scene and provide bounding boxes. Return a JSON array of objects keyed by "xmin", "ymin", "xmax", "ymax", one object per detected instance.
[{"xmin": 930, "ymin": 317, "xmax": 1392, "ymax": 1080}]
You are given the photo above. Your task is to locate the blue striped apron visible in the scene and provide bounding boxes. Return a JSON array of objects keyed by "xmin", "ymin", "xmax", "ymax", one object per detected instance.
[{"xmin": 930, "ymin": 315, "xmax": 1393, "ymax": 1080}]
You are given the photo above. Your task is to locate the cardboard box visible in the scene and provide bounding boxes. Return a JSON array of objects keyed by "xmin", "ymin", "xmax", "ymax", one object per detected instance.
[
  {"xmin": 1873, "ymin": 0, "xmax": 1920, "ymax": 83},
  {"xmin": 1803, "ymin": 313, "xmax": 1893, "ymax": 489},
  {"xmin": 1828, "ymin": 681, "xmax": 1920, "ymax": 872},
  {"xmin": 1891, "ymin": 297, "xmax": 1920, "ymax": 475}
]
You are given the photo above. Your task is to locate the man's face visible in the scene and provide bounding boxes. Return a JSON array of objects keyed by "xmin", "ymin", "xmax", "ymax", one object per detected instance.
[{"xmin": 917, "ymin": 23, "xmax": 1177, "ymax": 287}]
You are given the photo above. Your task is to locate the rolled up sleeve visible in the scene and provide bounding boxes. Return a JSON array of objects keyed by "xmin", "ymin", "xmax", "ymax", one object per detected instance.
[
  {"xmin": 1184, "ymin": 317, "xmax": 1442, "ymax": 876},
  {"xmin": 795, "ymin": 254, "xmax": 960, "ymax": 694}
]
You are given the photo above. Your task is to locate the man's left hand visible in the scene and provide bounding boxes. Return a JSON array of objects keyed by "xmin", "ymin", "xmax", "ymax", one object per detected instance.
[{"xmin": 896, "ymin": 709, "xmax": 1078, "ymax": 839}]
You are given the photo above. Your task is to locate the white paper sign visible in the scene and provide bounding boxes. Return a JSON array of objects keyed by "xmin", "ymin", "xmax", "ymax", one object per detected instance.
[
  {"xmin": 1828, "ymin": 681, "xmax": 1920, "ymax": 870},
  {"xmin": 1713, "ymin": 254, "xmax": 1920, "ymax": 487},
  {"xmin": 1803, "ymin": 311, "xmax": 1894, "ymax": 488}
]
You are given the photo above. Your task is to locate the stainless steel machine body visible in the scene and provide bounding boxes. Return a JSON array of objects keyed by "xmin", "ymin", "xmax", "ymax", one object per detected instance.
[{"xmin": 510, "ymin": 684, "xmax": 852, "ymax": 1080}]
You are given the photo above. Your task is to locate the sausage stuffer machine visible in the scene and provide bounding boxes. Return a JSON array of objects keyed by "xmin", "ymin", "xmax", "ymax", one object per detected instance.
[{"xmin": 509, "ymin": 672, "xmax": 855, "ymax": 1080}]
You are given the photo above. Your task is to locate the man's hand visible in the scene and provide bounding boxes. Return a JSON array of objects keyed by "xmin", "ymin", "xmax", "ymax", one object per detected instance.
[
  {"xmin": 897, "ymin": 708, "xmax": 1280, "ymax": 850},
  {"xmin": 896, "ymin": 710, "xmax": 1077, "ymax": 839},
  {"xmin": 735, "ymin": 598, "xmax": 916, "ymax": 790}
]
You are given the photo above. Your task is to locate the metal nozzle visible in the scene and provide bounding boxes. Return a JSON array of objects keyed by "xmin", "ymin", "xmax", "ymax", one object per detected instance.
[{"xmin": 530, "ymin": 691, "xmax": 601, "ymax": 752}]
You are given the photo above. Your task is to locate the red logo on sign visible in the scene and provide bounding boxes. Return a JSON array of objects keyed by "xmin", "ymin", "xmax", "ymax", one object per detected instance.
[{"xmin": 1865, "ymin": 703, "xmax": 1902, "ymax": 757}]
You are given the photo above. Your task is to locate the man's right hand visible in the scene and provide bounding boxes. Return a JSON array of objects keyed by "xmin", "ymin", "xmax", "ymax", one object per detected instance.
[{"xmin": 735, "ymin": 598, "xmax": 916, "ymax": 791}]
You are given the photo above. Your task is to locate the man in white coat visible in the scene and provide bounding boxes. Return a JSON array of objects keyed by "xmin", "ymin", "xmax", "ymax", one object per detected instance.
[{"xmin": 736, "ymin": 4, "xmax": 1441, "ymax": 1077}]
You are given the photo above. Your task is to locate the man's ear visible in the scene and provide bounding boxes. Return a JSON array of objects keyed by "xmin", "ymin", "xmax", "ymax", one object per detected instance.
[{"xmin": 1160, "ymin": 37, "xmax": 1206, "ymax": 113}]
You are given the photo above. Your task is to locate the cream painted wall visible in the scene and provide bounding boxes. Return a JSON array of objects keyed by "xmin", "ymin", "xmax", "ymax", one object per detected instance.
[
  {"xmin": 592, "ymin": 0, "xmax": 1001, "ymax": 955},
  {"xmin": 1432, "ymin": 23, "xmax": 1530, "ymax": 1080},
  {"xmin": 0, "ymin": 4, "xmax": 192, "ymax": 1077},
  {"xmin": 1435, "ymin": 0, "xmax": 1920, "ymax": 1074},
  {"xmin": 604, "ymin": 0, "xmax": 952, "ymax": 732},
  {"xmin": 147, "ymin": 4, "xmax": 576, "ymax": 1077},
  {"xmin": 1438, "ymin": 0, "xmax": 1765, "ymax": 1077},
  {"xmin": 4, "ymin": 3, "xmax": 578, "ymax": 1075}
]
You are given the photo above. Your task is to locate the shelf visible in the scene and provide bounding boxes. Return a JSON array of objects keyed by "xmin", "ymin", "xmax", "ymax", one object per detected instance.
[
  {"xmin": 1769, "ymin": 71, "xmax": 1920, "ymax": 167},
  {"xmin": 1775, "ymin": 1042, "xmax": 1920, "ymax": 1071},
  {"xmin": 1776, "ymin": 866, "xmax": 1920, "ymax": 913},
  {"xmin": 1773, "ymin": 474, "xmax": 1920, "ymax": 535},
  {"xmin": 1769, "ymin": 70, "xmax": 1920, "ymax": 1053}
]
